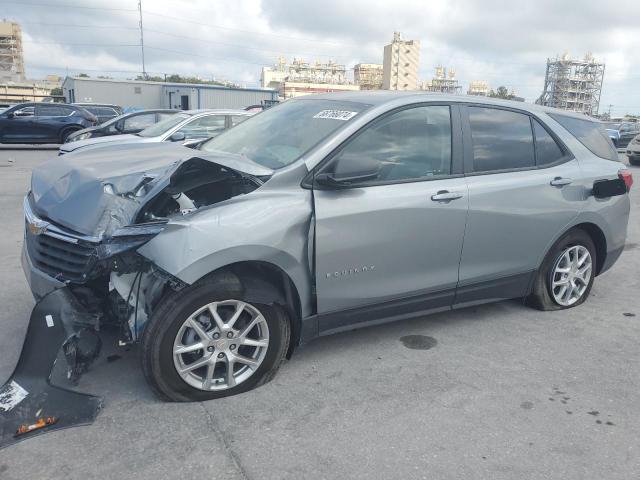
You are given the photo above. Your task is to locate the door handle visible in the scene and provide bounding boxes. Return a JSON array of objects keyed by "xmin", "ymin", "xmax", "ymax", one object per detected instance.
[
  {"xmin": 431, "ymin": 190, "xmax": 463, "ymax": 202},
  {"xmin": 550, "ymin": 177, "xmax": 572, "ymax": 187}
]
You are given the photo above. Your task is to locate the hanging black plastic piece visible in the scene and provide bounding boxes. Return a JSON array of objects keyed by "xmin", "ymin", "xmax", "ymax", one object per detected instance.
[{"xmin": 0, "ymin": 288, "xmax": 103, "ymax": 449}]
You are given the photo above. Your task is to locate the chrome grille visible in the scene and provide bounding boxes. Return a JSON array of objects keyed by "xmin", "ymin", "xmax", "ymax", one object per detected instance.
[{"xmin": 25, "ymin": 226, "xmax": 97, "ymax": 282}]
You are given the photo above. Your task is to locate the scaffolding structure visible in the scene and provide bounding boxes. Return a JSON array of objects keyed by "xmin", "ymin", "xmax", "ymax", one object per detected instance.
[
  {"xmin": 353, "ymin": 63, "xmax": 383, "ymax": 90},
  {"xmin": 536, "ymin": 53, "xmax": 605, "ymax": 116},
  {"xmin": 467, "ymin": 80, "xmax": 490, "ymax": 96},
  {"xmin": 422, "ymin": 67, "xmax": 461, "ymax": 94},
  {"xmin": 286, "ymin": 58, "xmax": 350, "ymax": 84},
  {"xmin": 0, "ymin": 21, "xmax": 25, "ymax": 82}
]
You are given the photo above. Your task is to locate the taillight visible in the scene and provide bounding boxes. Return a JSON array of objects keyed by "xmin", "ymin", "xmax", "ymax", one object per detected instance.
[{"xmin": 619, "ymin": 169, "xmax": 633, "ymax": 192}]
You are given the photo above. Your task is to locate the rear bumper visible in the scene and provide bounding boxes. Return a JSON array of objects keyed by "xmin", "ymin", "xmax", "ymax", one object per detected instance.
[
  {"xmin": 600, "ymin": 245, "xmax": 624, "ymax": 276},
  {"xmin": 21, "ymin": 241, "xmax": 65, "ymax": 300}
]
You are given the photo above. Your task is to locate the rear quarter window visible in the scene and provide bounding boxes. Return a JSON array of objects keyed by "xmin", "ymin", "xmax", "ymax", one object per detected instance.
[{"xmin": 549, "ymin": 113, "xmax": 618, "ymax": 161}]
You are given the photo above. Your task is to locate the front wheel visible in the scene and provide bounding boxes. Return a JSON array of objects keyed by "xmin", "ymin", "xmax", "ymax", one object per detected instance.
[
  {"xmin": 527, "ymin": 229, "xmax": 596, "ymax": 311},
  {"xmin": 141, "ymin": 276, "xmax": 290, "ymax": 401}
]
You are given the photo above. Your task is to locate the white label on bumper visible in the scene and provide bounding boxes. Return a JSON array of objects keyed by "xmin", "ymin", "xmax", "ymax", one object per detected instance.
[
  {"xmin": 45, "ymin": 314, "xmax": 54, "ymax": 327},
  {"xmin": 0, "ymin": 380, "xmax": 29, "ymax": 412}
]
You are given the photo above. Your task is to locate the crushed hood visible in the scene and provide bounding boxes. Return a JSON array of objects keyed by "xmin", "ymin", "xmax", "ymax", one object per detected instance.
[{"xmin": 30, "ymin": 142, "xmax": 273, "ymax": 237}]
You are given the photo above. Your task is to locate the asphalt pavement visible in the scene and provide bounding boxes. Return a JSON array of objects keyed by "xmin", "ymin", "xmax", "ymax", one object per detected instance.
[{"xmin": 0, "ymin": 147, "xmax": 638, "ymax": 479}]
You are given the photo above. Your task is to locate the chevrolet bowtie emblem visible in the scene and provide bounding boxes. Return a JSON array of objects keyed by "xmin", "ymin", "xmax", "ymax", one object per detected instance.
[{"xmin": 28, "ymin": 219, "xmax": 50, "ymax": 236}]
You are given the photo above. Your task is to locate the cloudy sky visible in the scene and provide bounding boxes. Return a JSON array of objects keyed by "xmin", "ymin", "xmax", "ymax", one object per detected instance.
[{"xmin": 3, "ymin": 0, "xmax": 640, "ymax": 115}]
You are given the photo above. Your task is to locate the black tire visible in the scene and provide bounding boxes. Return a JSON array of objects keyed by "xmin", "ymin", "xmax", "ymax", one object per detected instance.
[
  {"xmin": 141, "ymin": 274, "xmax": 290, "ymax": 402},
  {"xmin": 526, "ymin": 228, "xmax": 596, "ymax": 311},
  {"xmin": 60, "ymin": 127, "xmax": 80, "ymax": 143},
  {"xmin": 628, "ymin": 155, "xmax": 640, "ymax": 166}
]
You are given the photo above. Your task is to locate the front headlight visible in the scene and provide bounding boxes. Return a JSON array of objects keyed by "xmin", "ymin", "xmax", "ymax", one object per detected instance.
[
  {"xmin": 96, "ymin": 222, "xmax": 168, "ymax": 259},
  {"xmin": 67, "ymin": 132, "xmax": 91, "ymax": 143}
]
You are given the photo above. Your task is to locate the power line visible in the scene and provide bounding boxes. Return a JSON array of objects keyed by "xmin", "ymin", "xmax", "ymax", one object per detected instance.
[
  {"xmin": 142, "ymin": 10, "xmax": 361, "ymax": 49},
  {"xmin": 18, "ymin": 21, "xmax": 139, "ymax": 30},
  {"xmin": 2, "ymin": 1, "xmax": 138, "ymax": 11},
  {"xmin": 143, "ymin": 28, "xmax": 352, "ymax": 60}
]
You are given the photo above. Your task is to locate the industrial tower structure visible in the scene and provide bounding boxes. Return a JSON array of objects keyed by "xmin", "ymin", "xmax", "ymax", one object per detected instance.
[
  {"xmin": 536, "ymin": 53, "xmax": 605, "ymax": 116},
  {"xmin": 0, "ymin": 21, "xmax": 25, "ymax": 82},
  {"xmin": 422, "ymin": 67, "xmax": 462, "ymax": 94}
]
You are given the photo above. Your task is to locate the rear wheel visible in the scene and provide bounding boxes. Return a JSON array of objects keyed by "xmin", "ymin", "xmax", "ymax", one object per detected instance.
[
  {"xmin": 527, "ymin": 229, "xmax": 596, "ymax": 311},
  {"xmin": 141, "ymin": 275, "xmax": 290, "ymax": 401}
]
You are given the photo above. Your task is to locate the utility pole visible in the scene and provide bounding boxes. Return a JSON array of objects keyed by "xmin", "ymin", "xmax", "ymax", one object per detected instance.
[{"xmin": 138, "ymin": 0, "xmax": 147, "ymax": 79}]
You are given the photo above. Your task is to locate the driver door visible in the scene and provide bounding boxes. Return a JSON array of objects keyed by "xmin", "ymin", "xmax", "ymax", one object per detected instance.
[
  {"xmin": 313, "ymin": 104, "xmax": 469, "ymax": 333},
  {"xmin": 0, "ymin": 106, "xmax": 36, "ymax": 142}
]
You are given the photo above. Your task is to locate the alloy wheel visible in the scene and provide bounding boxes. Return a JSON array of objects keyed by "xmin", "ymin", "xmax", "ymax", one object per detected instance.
[
  {"xmin": 550, "ymin": 245, "xmax": 593, "ymax": 306},
  {"xmin": 172, "ymin": 300, "xmax": 270, "ymax": 391}
]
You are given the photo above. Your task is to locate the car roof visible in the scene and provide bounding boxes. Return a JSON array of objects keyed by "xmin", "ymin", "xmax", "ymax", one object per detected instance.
[
  {"xmin": 303, "ymin": 91, "xmax": 599, "ymax": 121},
  {"xmin": 182, "ymin": 109, "xmax": 253, "ymax": 115}
]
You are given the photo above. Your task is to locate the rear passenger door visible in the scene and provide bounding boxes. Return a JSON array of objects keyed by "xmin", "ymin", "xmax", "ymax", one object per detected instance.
[
  {"xmin": 34, "ymin": 104, "xmax": 68, "ymax": 142},
  {"xmin": 456, "ymin": 105, "xmax": 583, "ymax": 306}
]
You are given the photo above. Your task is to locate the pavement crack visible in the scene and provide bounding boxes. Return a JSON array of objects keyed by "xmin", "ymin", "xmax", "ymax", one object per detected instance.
[{"xmin": 198, "ymin": 402, "xmax": 252, "ymax": 480}]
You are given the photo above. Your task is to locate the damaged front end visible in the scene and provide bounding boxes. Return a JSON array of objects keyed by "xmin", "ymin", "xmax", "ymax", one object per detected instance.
[{"xmin": 2, "ymin": 143, "xmax": 271, "ymax": 447}]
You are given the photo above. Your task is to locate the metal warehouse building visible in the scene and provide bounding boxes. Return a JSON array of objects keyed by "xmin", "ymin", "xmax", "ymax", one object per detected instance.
[{"xmin": 62, "ymin": 77, "xmax": 278, "ymax": 111}]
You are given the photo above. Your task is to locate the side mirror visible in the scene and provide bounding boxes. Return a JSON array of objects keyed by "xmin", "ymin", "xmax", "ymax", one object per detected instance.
[
  {"xmin": 114, "ymin": 120, "xmax": 124, "ymax": 132},
  {"xmin": 315, "ymin": 154, "xmax": 380, "ymax": 189},
  {"xmin": 169, "ymin": 131, "xmax": 186, "ymax": 142},
  {"xmin": 5, "ymin": 112, "xmax": 14, "ymax": 119}
]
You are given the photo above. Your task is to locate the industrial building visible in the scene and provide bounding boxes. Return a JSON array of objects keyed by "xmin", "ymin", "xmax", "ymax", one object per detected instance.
[
  {"xmin": 0, "ymin": 76, "xmax": 61, "ymax": 104},
  {"xmin": 62, "ymin": 77, "xmax": 277, "ymax": 111},
  {"xmin": 536, "ymin": 53, "xmax": 605, "ymax": 116},
  {"xmin": 382, "ymin": 32, "xmax": 420, "ymax": 90},
  {"xmin": 0, "ymin": 21, "xmax": 24, "ymax": 82},
  {"xmin": 422, "ymin": 67, "xmax": 462, "ymax": 94},
  {"xmin": 467, "ymin": 80, "xmax": 490, "ymax": 96},
  {"xmin": 260, "ymin": 57, "xmax": 359, "ymax": 99},
  {"xmin": 353, "ymin": 63, "xmax": 383, "ymax": 90}
]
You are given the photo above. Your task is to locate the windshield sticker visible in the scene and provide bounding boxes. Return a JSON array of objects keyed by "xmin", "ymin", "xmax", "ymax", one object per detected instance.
[
  {"xmin": 313, "ymin": 110, "xmax": 359, "ymax": 121},
  {"xmin": 0, "ymin": 380, "xmax": 29, "ymax": 412}
]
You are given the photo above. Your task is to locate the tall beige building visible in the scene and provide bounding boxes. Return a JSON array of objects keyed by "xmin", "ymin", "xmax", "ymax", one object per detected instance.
[
  {"xmin": 0, "ymin": 21, "xmax": 25, "ymax": 82},
  {"xmin": 382, "ymin": 32, "xmax": 420, "ymax": 90}
]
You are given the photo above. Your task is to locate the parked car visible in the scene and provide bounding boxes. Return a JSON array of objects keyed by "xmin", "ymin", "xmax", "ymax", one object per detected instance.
[
  {"xmin": 604, "ymin": 122, "xmax": 640, "ymax": 149},
  {"xmin": 626, "ymin": 134, "xmax": 640, "ymax": 165},
  {"xmin": 65, "ymin": 109, "xmax": 178, "ymax": 143},
  {"xmin": 73, "ymin": 103, "xmax": 123, "ymax": 124},
  {"xmin": 20, "ymin": 93, "xmax": 631, "ymax": 402},
  {"xmin": 0, "ymin": 102, "xmax": 97, "ymax": 144},
  {"xmin": 59, "ymin": 109, "xmax": 253, "ymax": 154}
]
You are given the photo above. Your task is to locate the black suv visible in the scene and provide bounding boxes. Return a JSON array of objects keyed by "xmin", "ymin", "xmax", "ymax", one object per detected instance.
[{"xmin": 0, "ymin": 103, "xmax": 97, "ymax": 144}]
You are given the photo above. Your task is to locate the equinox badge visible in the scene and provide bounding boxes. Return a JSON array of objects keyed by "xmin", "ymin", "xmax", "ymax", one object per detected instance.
[{"xmin": 326, "ymin": 265, "xmax": 375, "ymax": 279}]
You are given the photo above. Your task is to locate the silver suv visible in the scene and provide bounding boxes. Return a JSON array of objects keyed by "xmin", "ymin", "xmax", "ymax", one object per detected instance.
[{"xmin": 21, "ymin": 92, "xmax": 632, "ymax": 401}]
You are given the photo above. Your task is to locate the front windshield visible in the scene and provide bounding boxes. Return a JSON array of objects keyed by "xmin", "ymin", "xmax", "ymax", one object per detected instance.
[
  {"xmin": 605, "ymin": 123, "xmax": 621, "ymax": 130},
  {"xmin": 137, "ymin": 112, "xmax": 189, "ymax": 137},
  {"xmin": 200, "ymin": 99, "xmax": 370, "ymax": 169}
]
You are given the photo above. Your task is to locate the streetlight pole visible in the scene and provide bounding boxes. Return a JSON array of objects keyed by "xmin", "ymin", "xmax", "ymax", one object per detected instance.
[{"xmin": 138, "ymin": 0, "xmax": 147, "ymax": 79}]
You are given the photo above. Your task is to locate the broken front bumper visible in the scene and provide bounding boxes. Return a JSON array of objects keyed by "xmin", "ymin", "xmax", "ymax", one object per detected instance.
[
  {"xmin": 21, "ymin": 243, "xmax": 65, "ymax": 300},
  {"xmin": 0, "ymin": 288, "xmax": 103, "ymax": 449}
]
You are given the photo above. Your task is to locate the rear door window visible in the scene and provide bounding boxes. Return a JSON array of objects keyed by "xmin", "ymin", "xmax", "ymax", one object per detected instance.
[
  {"xmin": 533, "ymin": 119, "xmax": 565, "ymax": 166},
  {"xmin": 468, "ymin": 107, "xmax": 535, "ymax": 172},
  {"xmin": 549, "ymin": 113, "xmax": 618, "ymax": 161},
  {"xmin": 35, "ymin": 104, "xmax": 66, "ymax": 117}
]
